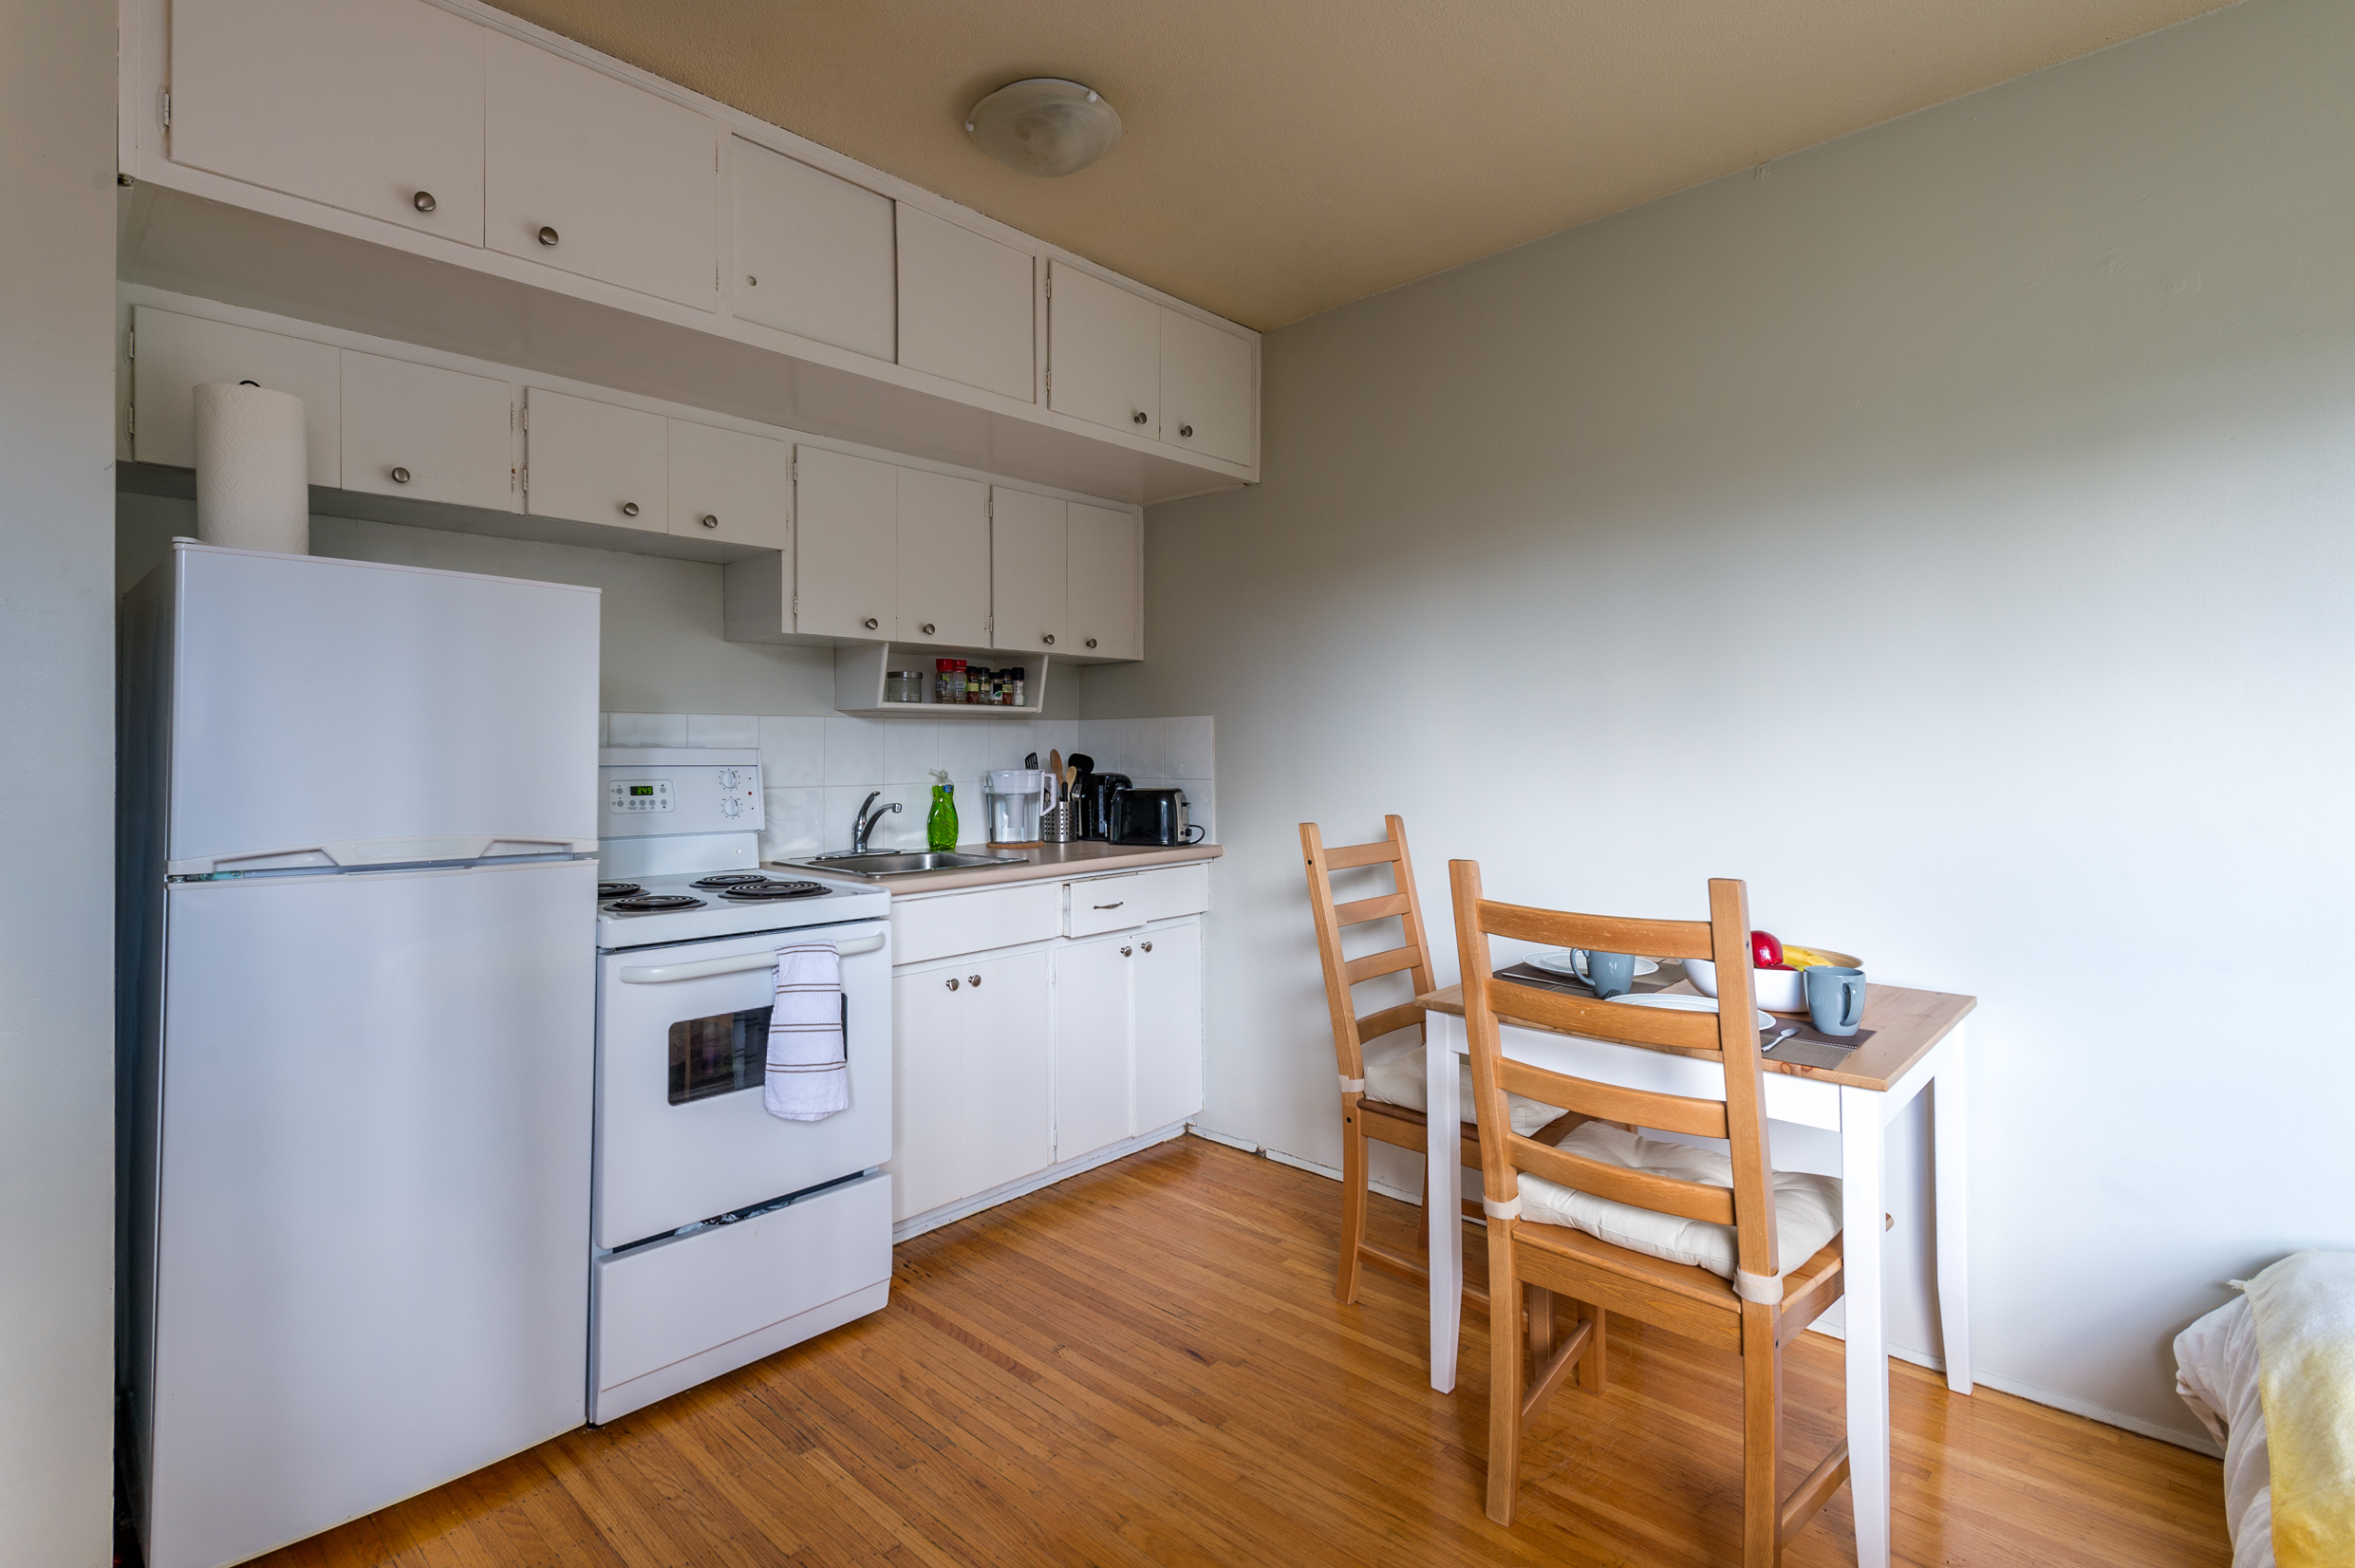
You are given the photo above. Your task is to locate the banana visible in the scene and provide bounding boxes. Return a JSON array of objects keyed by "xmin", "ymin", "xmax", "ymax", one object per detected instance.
[{"xmin": 1781, "ymin": 945, "xmax": 1839, "ymax": 970}]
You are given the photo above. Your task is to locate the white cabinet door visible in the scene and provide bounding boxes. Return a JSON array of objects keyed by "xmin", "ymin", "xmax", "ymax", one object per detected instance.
[
  {"xmin": 894, "ymin": 469, "xmax": 988, "ymax": 648},
  {"xmin": 1053, "ymin": 936, "xmax": 1131, "ymax": 1162},
  {"xmin": 169, "ymin": 0, "xmax": 485, "ymax": 244},
  {"xmin": 524, "ymin": 388, "xmax": 666, "ymax": 533},
  {"xmin": 729, "ymin": 138, "xmax": 895, "ymax": 362},
  {"xmin": 989, "ymin": 488, "xmax": 1066, "ymax": 655},
  {"xmin": 485, "ymin": 32, "xmax": 717, "ymax": 310},
  {"xmin": 898, "ymin": 208, "xmax": 1033, "ymax": 401},
  {"xmin": 1066, "ymin": 502, "xmax": 1142, "ymax": 660},
  {"xmin": 1159, "ymin": 310, "xmax": 1256, "ymax": 467},
  {"xmin": 1047, "ymin": 263, "xmax": 1158, "ymax": 437},
  {"xmin": 794, "ymin": 445, "xmax": 895, "ymax": 639},
  {"xmin": 889, "ymin": 968, "xmax": 967, "ymax": 1223},
  {"xmin": 339, "ymin": 351, "xmax": 513, "ymax": 510},
  {"xmin": 666, "ymin": 420, "xmax": 791, "ymax": 550},
  {"xmin": 963, "ymin": 950, "xmax": 1055, "ymax": 1197},
  {"xmin": 131, "ymin": 308, "xmax": 341, "ymax": 485},
  {"xmin": 1131, "ymin": 921, "xmax": 1204, "ymax": 1134}
]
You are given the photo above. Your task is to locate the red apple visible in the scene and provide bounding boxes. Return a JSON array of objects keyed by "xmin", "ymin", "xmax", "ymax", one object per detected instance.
[
  {"xmin": 1764, "ymin": 962, "xmax": 1795, "ymax": 971},
  {"xmin": 1751, "ymin": 930, "xmax": 1783, "ymax": 968}
]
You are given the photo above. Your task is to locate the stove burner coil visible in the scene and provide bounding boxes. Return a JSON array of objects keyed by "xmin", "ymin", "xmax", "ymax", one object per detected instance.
[
  {"xmin": 717, "ymin": 879, "xmax": 829, "ymax": 901},
  {"xmin": 604, "ymin": 893, "xmax": 706, "ymax": 911},
  {"xmin": 690, "ymin": 873, "xmax": 770, "ymax": 888},
  {"xmin": 597, "ymin": 882, "xmax": 644, "ymax": 898}
]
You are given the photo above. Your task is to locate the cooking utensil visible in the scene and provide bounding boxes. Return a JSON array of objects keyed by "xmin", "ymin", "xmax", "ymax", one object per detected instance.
[
  {"xmin": 1048, "ymin": 750, "xmax": 1062, "ymax": 797},
  {"xmin": 1024, "ymin": 752, "xmax": 1037, "ymax": 769}
]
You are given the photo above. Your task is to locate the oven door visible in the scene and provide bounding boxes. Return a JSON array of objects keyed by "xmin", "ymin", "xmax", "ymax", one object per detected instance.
[{"xmin": 595, "ymin": 918, "xmax": 891, "ymax": 1249}]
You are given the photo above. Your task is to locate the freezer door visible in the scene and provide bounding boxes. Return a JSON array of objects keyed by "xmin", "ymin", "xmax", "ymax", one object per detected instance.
[
  {"xmin": 141, "ymin": 859, "xmax": 592, "ymax": 1568},
  {"xmin": 160, "ymin": 543, "xmax": 598, "ymax": 873}
]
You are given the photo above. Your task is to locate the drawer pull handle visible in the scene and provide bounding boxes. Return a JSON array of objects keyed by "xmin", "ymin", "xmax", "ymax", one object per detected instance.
[
  {"xmin": 1120, "ymin": 945, "xmax": 1132, "ymax": 957},
  {"xmin": 862, "ymin": 616, "xmax": 880, "ymax": 631},
  {"xmin": 1141, "ymin": 941, "xmax": 1152, "ymax": 952},
  {"xmin": 1178, "ymin": 424, "xmax": 1192, "ymax": 439},
  {"xmin": 968, "ymin": 974, "xmax": 982, "ymax": 987},
  {"xmin": 412, "ymin": 190, "xmax": 437, "ymax": 215},
  {"xmin": 945, "ymin": 977, "xmax": 959, "ymax": 991},
  {"xmin": 1085, "ymin": 638, "xmax": 1098, "ymax": 649},
  {"xmin": 537, "ymin": 225, "xmax": 559, "ymax": 247},
  {"xmin": 921, "ymin": 622, "xmax": 936, "ymax": 636},
  {"xmin": 389, "ymin": 466, "xmax": 411, "ymax": 485},
  {"xmin": 1093, "ymin": 901, "xmax": 1124, "ymax": 909},
  {"xmin": 621, "ymin": 501, "xmax": 640, "ymax": 517},
  {"xmin": 1131, "ymin": 411, "xmax": 1148, "ymax": 424},
  {"xmin": 1041, "ymin": 633, "xmax": 1055, "ymax": 645},
  {"xmin": 701, "ymin": 513, "xmax": 720, "ymax": 530}
]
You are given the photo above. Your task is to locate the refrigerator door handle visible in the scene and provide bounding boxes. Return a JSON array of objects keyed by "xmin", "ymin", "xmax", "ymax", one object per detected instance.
[
  {"xmin": 619, "ymin": 932, "xmax": 887, "ymax": 983},
  {"xmin": 169, "ymin": 835, "xmax": 596, "ymax": 876}
]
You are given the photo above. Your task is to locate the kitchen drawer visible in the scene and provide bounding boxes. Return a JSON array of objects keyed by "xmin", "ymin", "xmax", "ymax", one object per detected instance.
[
  {"xmin": 1063, "ymin": 862, "xmax": 1209, "ymax": 937},
  {"xmin": 892, "ymin": 880, "xmax": 1060, "ymax": 966}
]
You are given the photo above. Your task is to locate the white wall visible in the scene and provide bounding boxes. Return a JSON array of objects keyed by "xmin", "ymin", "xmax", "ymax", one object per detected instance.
[
  {"xmin": 1091, "ymin": 0, "xmax": 2355, "ymax": 1444},
  {"xmin": 0, "ymin": 0, "xmax": 121, "ymax": 1559}
]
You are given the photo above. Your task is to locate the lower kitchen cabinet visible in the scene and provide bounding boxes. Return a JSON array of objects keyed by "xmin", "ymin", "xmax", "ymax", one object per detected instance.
[
  {"xmin": 888, "ymin": 947, "xmax": 1052, "ymax": 1223},
  {"xmin": 1052, "ymin": 935, "xmax": 1132, "ymax": 1159},
  {"xmin": 1131, "ymin": 921, "xmax": 1205, "ymax": 1134}
]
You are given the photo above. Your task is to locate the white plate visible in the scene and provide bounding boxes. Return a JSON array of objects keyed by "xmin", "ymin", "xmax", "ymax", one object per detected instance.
[
  {"xmin": 1529, "ymin": 950, "xmax": 1662, "ymax": 980},
  {"xmin": 1605, "ymin": 992, "xmax": 1774, "ymax": 1031}
]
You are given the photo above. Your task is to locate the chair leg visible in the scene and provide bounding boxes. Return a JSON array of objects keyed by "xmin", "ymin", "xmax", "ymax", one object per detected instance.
[
  {"xmin": 1484, "ymin": 1222, "xmax": 1524, "ymax": 1526},
  {"xmin": 1741, "ymin": 1299, "xmax": 1784, "ymax": 1568},
  {"xmin": 1528, "ymin": 1285, "xmax": 1554, "ymax": 1366},
  {"xmin": 1336, "ymin": 1108, "xmax": 1370, "ymax": 1304},
  {"xmin": 1577, "ymin": 1300, "xmax": 1607, "ymax": 1393}
]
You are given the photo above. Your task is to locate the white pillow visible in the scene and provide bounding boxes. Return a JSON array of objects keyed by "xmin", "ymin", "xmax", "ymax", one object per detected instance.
[
  {"xmin": 1362, "ymin": 1043, "xmax": 1565, "ymax": 1137},
  {"xmin": 1517, "ymin": 1121, "xmax": 1841, "ymax": 1281}
]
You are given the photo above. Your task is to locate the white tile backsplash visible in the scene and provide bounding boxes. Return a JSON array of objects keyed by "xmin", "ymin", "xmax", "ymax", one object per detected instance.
[{"xmin": 601, "ymin": 711, "xmax": 1217, "ymax": 856}]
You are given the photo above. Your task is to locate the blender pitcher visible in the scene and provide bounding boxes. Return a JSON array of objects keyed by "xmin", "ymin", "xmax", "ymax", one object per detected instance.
[{"xmin": 983, "ymin": 768, "xmax": 1054, "ymax": 847}]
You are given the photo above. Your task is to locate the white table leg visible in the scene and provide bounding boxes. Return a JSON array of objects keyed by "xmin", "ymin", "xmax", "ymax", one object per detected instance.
[
  {"xmin": 1426, "ymin": 1013, "xmax": 1465, "ymax": 1393},
  {"xmin": 1840, "ymin": 1085, "xmax": 1892, "ymax": 1568},
  {"xmin": 1933, "ymin": 1025, "xmax": 1972, "ymax": 1394}
]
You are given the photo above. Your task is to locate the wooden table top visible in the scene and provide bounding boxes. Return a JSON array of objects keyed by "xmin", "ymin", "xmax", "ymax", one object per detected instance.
[{"xmin": 1416, "ymin": 967, "xmax": 1975, "ymax": 1092}]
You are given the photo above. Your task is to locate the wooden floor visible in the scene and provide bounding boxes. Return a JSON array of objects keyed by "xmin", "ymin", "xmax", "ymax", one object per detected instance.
[{"xmin": 246, "ymin": 1137, "xmax": 2231, "ymax": 1568}]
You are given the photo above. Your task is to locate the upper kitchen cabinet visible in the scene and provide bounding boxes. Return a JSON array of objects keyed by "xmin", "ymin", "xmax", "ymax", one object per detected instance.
[
  {"xmin": 897, "ymin": 208, "xmax": 1034, "ymax": 402},
  {"xmin": 988, "ymin": 488, "xmax": 1066, "ymax": 656},
  {"xmin": 167, "ymin": 0, "xmax": 485, "ymax": 244},
  {"xmin": 1066, "ymin": 502, "xmax": 1143, "ymax": 661},
  {"xmin": 894, "ymin": 470, "xmax": 989, "ymax": 648},
  {"xmin": 523, "ymin": 388, "xmax": 667, "ymax": 533},
  {"xmin": 484, "ymin": 32, "xmax": 717, "ymax": 310},
  {"xmin": 792, "ymin": 445, "xmax": 898, "ymax": 640},
  {"xmin": 129, "ymin": 308, "xmax": 342, "ymax": 485},
  {"xmin": 730, "ymin": 139, "xmax": 895, "ymax": 362},
  {"xmin": 340, "ymin": 350, "xmax": 514, "ymax": 510},
  {"xmin": 666, "ymin": 420, "xmax": 792, "ymax": 551},
  {"xmin": 1159, "ymin": 310, "xmax": 1256, "ymax": 467},
  {"xmin": 1047, "ymin": 263, "xmax": 1160, "ymax": 439}
]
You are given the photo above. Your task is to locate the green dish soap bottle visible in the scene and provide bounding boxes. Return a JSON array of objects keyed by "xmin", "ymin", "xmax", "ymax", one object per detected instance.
[{"xmin": 925, "ymin": 768, "xmax": 959, "ymax": 852}]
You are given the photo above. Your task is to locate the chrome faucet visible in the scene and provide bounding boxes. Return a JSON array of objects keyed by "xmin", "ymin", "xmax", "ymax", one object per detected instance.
[{"xmin": 850, "ymin": 790, "xmax": 901, "ymax": 853}]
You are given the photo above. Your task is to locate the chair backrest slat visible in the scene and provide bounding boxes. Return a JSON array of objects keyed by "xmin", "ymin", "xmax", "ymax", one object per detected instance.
[
  {"xmin": 1301, "ymin": 817, "xmax": 1438, "ymax": 1086},
  {"xmin": 1512, "ymin": 1136, "xmax": 1737, "ymax": 1226},
  {"xmin": 1497, "ymin": 1059, "xmax": 1729, "ymax": 1140},
  {"xmin": 1451, "ymin": 862, "xmax": 1783, "ymax": 1280}
]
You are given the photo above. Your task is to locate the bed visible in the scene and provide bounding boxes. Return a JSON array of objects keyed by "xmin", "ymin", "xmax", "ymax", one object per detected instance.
[{"xmin": 2176, "ymin": 1292, "xmax": 2275, "ymax": 1567}]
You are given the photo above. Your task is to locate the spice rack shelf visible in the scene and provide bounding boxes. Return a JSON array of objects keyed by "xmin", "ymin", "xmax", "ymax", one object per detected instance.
[{"xmin": 832, "ymin": 643, "xmax": 1051, "ymax": 719}]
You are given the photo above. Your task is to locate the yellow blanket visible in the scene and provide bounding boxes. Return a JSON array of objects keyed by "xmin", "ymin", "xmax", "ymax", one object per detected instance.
[{"xmin": 2245, "ymin": 1251, "xmax": 2355, "ymax": 1568}]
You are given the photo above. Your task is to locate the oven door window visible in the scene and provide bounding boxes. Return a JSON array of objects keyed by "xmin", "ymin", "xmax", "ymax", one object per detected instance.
[{"xmin": 667, "ymin": 1006, "xmax": 771, "ymax": 1105}]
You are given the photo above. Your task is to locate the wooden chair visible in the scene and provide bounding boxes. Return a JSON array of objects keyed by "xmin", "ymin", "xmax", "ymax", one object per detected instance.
[
  {"xmin": 1449, "ymin": 861, "xmax": 1851, "ymax": 1563},
  {"xmin": 1300, "ymin": 817, "xmax": 1574, "ymax": 1306}
]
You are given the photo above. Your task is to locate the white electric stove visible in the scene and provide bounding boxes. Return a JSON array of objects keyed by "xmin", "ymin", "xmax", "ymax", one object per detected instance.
[{"xmin": 590, "ymin": 748, "xmax": 894, "ymax": 1423}]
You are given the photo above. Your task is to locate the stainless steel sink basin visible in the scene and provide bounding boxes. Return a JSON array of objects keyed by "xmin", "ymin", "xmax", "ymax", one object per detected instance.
[{"xmin": 787, "ymin": 850, "xmax": 1029, "ymax": 877}]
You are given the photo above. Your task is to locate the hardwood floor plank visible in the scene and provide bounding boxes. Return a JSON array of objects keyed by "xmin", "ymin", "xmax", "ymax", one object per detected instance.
[{"xmin": 236, "ymin": 1137, "xmax": 2230, "ymax": 1568}]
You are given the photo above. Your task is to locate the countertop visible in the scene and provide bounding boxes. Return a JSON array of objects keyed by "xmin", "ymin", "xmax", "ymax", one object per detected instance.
[{"xmin": 764, "ymin": 840, "xmax": 1223, "ymax": 897}]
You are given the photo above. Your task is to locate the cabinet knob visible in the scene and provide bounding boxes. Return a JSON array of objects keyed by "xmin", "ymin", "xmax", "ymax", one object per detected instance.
[
  {"xmin": 1120, "ymin": 945, "xmax": 1132, "ymax": 957},
  {"xmin": 389, "ymin": 466, "xmax": 411, "ymax": 485},
  {"xmin": 1131, "ymin": 411, "xmax": 1148, "ymax": 424},
  {"xmin": 1179, "ymin": 424, "xmax": 1193, "ymax": 439},
  {"xmin": 1041, "ymin": 633, "xmax": 1055, "ymax": 645},
  {"xmin": 920, "ymin": 623, "xmax": 936, "ymax": 637},
  {"xmin": 1141, "ymin": 941, "xmax": 1153, "ymax": 953},
  {"xmin": 862, "ymin": 616, "xmax": 880, "ymax": 631},
  {"xmin": 967, "ymin": 974, "xmax": 982, "ymax": 987},
  {"xmin": 1085, "ymin": 638, "xmax": 1098, "ymax": 649},
  {"xmin": 412, "ymin": 191, "xmax": 436, "ymax": 215},
  {"xmin": 537, "ymin": 225, "xmax": 559, "ymax": 247},
  {"xmin": 746, "ymin": 275, "xmax": 758, "ymax": 287},
  {"xmin": 620, "ymin": 501, "xmax": 640, "ymax": 517},
  {"xmin": 944, "ymin": 977, "xmax": 959, "ymax": 991},
  {"xmin": 701, "ymin": 513, "xmax": 720, "ymax": 530}
]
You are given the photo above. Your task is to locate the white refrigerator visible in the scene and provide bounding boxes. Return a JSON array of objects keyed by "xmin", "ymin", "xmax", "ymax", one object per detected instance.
[{"xmin": 120, "ymin": 542, "xmax": 601, "ymax": 1568}]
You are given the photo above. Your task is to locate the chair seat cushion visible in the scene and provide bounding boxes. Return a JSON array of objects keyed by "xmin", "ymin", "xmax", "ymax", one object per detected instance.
[
  {"xmin": 1363, "ymin": 1044, "xmax": 1565, "ymax": 1136},
  {"xmin": 1518, "ymin": 1121, "xmax": 1841, "ymax": 1281}
]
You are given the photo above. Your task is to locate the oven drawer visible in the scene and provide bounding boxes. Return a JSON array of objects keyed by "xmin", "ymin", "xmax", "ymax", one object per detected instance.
[{"xmin": 1063, "ymin": 862, "xmax": 1209, "ymax": 937}]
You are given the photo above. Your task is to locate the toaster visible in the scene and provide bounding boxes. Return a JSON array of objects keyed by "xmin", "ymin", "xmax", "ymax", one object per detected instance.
[{"xmin": 1111, "ymin": 787, "xmax": 1205, "ymax": 847}]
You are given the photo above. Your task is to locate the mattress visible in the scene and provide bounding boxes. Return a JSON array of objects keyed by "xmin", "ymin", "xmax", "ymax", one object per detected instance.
[{"xmin": 2176, "ymin": 1294, "xmax": 2275, "ymax": 1568}]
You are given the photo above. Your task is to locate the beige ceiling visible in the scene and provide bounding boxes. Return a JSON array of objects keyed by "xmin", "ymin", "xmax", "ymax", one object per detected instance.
[{"xmin": 488, "ymin": 0, "xmax": 2234, "ymax": 330}]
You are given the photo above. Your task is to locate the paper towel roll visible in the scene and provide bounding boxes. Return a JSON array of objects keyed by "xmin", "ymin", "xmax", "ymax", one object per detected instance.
[{"xmin": 194, "ymin": 382, "xmax": 309, "ymax": 554}]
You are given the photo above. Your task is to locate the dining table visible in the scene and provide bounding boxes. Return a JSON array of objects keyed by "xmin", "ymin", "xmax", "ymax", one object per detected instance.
[{"xmin": 1416, "ymin": 967, "xmax": 1975, "ymax": 1568}]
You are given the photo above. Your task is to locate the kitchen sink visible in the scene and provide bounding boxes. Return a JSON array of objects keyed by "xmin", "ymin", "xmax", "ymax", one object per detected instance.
[{"xmin": 786, "ymin": 850, "xmax": 1029, "ymax": 877}]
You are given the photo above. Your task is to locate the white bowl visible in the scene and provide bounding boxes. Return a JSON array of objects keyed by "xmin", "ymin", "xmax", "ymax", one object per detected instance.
[{"xmin": 1685, "ymin": 956, "xmax": 1807, "ymax": 1013}]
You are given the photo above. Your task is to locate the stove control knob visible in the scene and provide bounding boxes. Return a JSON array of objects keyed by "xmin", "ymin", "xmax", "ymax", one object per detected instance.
[
  {"xmin": 716, "ymin": 768, "xmax": 738, "ymax": 789},
  {"xmin": 719, "ymin": 798, "xmax": 741, "ymax": 818}
]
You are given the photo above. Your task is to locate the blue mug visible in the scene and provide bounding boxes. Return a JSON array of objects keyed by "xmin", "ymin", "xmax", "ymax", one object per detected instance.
[
  {"xmin": 1804, "ymin": 966, "xmax": 1866, "ymax": 1036},
  {"xmin": 1580, "ymin": 950, "xmax": 1638, "ymax": 1000}
]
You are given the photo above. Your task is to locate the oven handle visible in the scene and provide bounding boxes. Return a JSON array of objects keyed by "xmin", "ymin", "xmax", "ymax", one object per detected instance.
[{"xmin": 618, "ymin": 930, "xmax": 887, "ymax": 983}]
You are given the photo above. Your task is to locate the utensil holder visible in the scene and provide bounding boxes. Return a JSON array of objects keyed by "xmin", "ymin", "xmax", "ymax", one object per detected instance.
[{"xmin": 1041, "ymin": 803, "xmax": 1075, "ymax": 844}]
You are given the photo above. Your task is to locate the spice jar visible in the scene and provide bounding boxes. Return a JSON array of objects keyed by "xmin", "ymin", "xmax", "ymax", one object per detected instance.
[{"xmin": 885, "ymin": 669, "xmax": 925, "ymax": 703}]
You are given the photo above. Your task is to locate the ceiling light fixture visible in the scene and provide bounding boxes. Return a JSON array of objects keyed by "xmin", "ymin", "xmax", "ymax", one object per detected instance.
[{"xmin": 964, "ymin": 78, "xmax": 1122, "ymax": 177}]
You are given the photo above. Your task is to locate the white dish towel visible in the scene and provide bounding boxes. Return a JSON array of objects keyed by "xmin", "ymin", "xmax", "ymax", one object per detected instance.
[{"xmin": 764, "ymin": 942, "xmax": 848, "ymax": 1122}]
